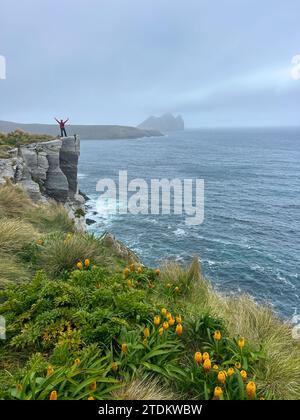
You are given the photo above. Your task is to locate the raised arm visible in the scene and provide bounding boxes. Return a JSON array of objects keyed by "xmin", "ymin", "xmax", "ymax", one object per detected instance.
[
  {"xmin": 54, "ymin": 118, "xmax": 60, "ymax": 124},
  {"xmin": 64, "ymin": 118, "xmax": 69, "ymax": 124}
]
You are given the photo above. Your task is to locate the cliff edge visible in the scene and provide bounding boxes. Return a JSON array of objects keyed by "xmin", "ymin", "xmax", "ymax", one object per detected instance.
[{"xmin": 0, "ymin": 135, "xmax": 85, "ymax": 229}]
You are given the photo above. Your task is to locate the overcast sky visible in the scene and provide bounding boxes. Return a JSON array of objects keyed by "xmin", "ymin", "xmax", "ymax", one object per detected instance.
[{"xmin": 0, "ymin": 0, "xmax": 299, "ymax": 127}]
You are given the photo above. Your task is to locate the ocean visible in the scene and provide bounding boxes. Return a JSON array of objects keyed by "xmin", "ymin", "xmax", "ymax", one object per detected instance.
[{"xmin": 78, "ymin": 128, "xmax": 300, "ymax": 318}]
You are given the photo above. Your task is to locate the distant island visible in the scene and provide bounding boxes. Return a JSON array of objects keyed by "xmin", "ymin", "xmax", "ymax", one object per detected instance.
[
  {"xmin": 138, "ymin": 112, "xmax": 185, "ymax": 132},
  {"xmin": 0, "ymin": 120, "xmax": 163, "ymax": 140}
]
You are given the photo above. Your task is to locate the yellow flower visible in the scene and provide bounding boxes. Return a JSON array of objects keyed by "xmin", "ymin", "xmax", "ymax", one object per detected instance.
[
  {"xmin": 159, "ymin": 327, "xmax": 164, "ymax": 336},
  {"xmin": 76, "ymin": 261, "xmax": 83, "ymax": 270},
  {"xmin": 163, "ymin": 321, "xmax": 169, "ymax": 330},
  {"xmin": 130, "ymin": 263, "xmax": 135, "ymax": 272},
  {"xmin": 235, "ymin": 362, "xmax": 241, "ymax": 369},
  {"xmin": 203, "ymin": 358, "xmax": 211, "ymax": 372},
  {"xmin": 217, "ymin": 371, "xmax": 226, "ymax": 385},
  {"xmin": 74, "ymin": 358, "xmax": 81, "ymax": 366},
  {"xmin": 169, "ymin": 317, "xmax": 175, "ymax": 326},
  {"xmin": 90, "ymin": 381, "xmax": 97, "ymax": 391},
  {"xmin": 174, "ymin": 286, "xmax": 180, "ymax": 293},
  {"xmin": 84, "ymin": 258, "xmax": 90, "ymax": 268},
  {"xmin": 238, "ymin": 337, "xmax": 245, "ymax": 349},
  {"xmin": 194, "ymin": 352, "xmax": 202, "ymax": 364},
  {"xmin": 166, "ymin": 283, "xmax": 171, "ymax": 288},
  {"xmin": 127, "ymin": 280, "xmax": 132, "ymax": 287},
  {"xmin": 144, "ymin": 327, "xmax": 150, "ymax": 338},
  {"xmin": 213, "ymin": 330, "xmax": 222, "ymax": 341},
  {"xmin": 47, "ymin": 365, "xmax": 54, "ymax": 376},
  {"xmin": 227, "ymin": 367, "xmax": 235, "ymax": 377},
  {"xmin": 50, "ymin": 390, "xmax": 58, "ymax": 400},
  {"xmin": 88, "ymin": 396, "xmax": 95, "ymax": 400},
  {"xmin": 214, "ymin": 386, "xmax": 223, "ymax": 399},
  {"xmin": 137, "ymin": 266, "xmax": 142, "ymax": 274},
  {"xmin": 154, "ymin": 315, "xmax": 161, "ymax": 326},
  {"xmin": 124, "ymin": 267, "xmax": 129, "ymax": 277},
  {"xmin": 175, "ymin": 323, "xmax": 183, "ymax": 336},
  {"xmin": 176, "ymin": 315, "xmax": 182, "ymax": 324},
  {"xmin": 240, "ymin": 370, "xmax": 247, "ymax": 381},
  {"xmin": 121, "ymin": 343, "xmax": 128, "ymax": 353},
  {"xmin": 202, "ymin": 352, "xmax": 210, "ymax": 361},
  {"xmin": 213, "ymin": 364, "xmax": 219, "ymax": 370},
  {"xmin": 166, "ymin": 312, "xmax": 172, "ymax": 320},
  {"xmin": 111, "ymin": 362, "xmax": 118, "ymax": 372},
  {"xmin": 246, "ymin": 381, "xmax": 256, "ymax": 399},
  {"xmin": 161, "ymin": 308, "xmax": 167, "ymax": 316},
  {"xmin": 155, "ymin": 268, "xmax": 160, "ymax": 276}
]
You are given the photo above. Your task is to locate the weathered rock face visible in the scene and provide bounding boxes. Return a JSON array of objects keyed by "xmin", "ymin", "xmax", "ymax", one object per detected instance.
[{"xmin": 0, "ymin": 135, "xmax": 85, "ymax": 230}]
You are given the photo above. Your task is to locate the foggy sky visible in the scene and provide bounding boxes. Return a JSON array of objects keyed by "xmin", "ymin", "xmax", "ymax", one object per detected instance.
[{"xmin": 0, "ymin": 0, "xmax": 300, "ymax": 127}]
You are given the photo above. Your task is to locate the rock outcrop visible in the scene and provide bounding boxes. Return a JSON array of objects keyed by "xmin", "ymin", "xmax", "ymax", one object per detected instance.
[
  {"xmin": 138, "ymin": 113, "xmax": 184, "ymax": 132},
  {"xmin": 0, "ymin": 136, "xmax": 85, "ymax": 230}
]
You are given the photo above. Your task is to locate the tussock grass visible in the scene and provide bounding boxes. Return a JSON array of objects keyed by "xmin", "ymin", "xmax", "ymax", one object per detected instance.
[
  {"xmin": 27, "ymin": 201, "xmax": 75, "ymax": 234},
  {"xmin": 38, "ymin": 233, "xmax": 111, "ymax": 277},
  {"xmin": 0, "ymin": 252, "xmax": 30, "ymax": 287},
  {"xmin": 0, "ymin": 217, "xmax": 37, "ymax": 253},
  {"xmin": 112, "ymin": 375, "xmax": 177, "ymax": 400},
  {"xmin": 0, "ymin": 181, "xmax": 34, "ymax": 219}
]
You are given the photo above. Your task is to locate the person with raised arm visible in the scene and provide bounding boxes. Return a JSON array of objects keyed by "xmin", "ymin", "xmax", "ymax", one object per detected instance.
[{"xmin": 54, "ymin": 117, "xmax": 69, "ymax": 137}]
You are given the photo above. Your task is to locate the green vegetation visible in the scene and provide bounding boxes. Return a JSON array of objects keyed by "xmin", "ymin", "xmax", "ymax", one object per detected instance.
[
  {"xmin": 0, "ymin": 130, "xmax": 55, "ymax": 158},
  {"xmin": 0, "ymin": 181, "xmax": 299, "ymax": 400}
]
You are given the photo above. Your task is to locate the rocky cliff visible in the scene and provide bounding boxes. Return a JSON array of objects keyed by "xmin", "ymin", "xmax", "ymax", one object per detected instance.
[{"xmin": 0, "ymin": 135, "xmax": 85, "ymax": 229}]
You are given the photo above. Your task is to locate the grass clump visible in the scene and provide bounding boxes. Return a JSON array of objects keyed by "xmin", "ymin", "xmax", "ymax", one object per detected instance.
[{"xmin": 0, "ymin": 130, "xmax": 55, "ymax": 158}]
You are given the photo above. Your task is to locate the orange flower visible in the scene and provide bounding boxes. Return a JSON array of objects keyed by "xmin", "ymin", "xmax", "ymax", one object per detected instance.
[
  {"xmin": 169, "ymin": 317, "xmax": 175, "ymax": 326},
  {"xmin": 76, "ymin": 261, "xmax": 83, "ymax": 270},
  {"xmin": 175, "ymin": 323, "xmax": 183, "ymax": 336},
  {"xmin": 158, "ymin": 327, "xmax": 164, "ymax": 336},
  {"xmin": 203, "ymin": 358, "xmax": 211, "ymax": 372},
  {"xmin": 176, "ymin": 315, "xmax": 182, "ymax": 324},
  {"xmin": 163, "ymin": 321, "xmax": 169, "ymax": 330},
  {"xmin": 238, "ymin": 337, "xmax": 245, "ymax": 349},
  {"xmin": 227, "ymin": 367, "xmax": 235, "ymax": 377},
  {"xmin": 214, "ymin": 386, "xmax": 223, "ymax": 399},
  {"xmin": 194, "ymin": 352, "xmax": 202, "ymax": 364},
  {"xmin": 174, "ymin": 286, "xmax": 180, "ymax": 293},
  {"xmin": 130, "ymin": 263, "xmax": 135, "ymax": 272},
  {"xmin": 121, "ymin": 343, "xmax": 128, "ymax": 353},
  {"xmin": 137, "ymin": 266, "xmax": 142, "ymax": 274},
  {"xmin": 202, "ymin": 352, "xmax": 210, "ymax": 361},
  {"xmin": 161, "ymin": 308, "xmax": 167, "ymax": 316},
  {"xmin": 240, "ymin": 370, "xmax": 247, "ymax": 381},
  {"xmin": 88, "ymin": 396, "xmax": 95, "ymax": 400},
  {"xmin": 166, "ymin": 312, "xmax": 172, "ymax": 320},
  {"xmin": 47, "ymin": 365, "xmax": 54, "ymax": 376},
  {"xmin": 213, "ymin": 364, "xmax": 219, "ymax": 370},
  {"xmin": 155, "ymin": 268, "xmax": 160, "ymax": 276},
  {"xmin": 127, "ymin": 280, "xmax": 132, "ymax": 287},
  {"xmin": 154, "ymin": 316, "xmax": 161, "ymax": 326},
  {"xmin": 124, "ymin": 267, "xmax": 129, "ymax": 277},
  {"xmin": 166, "ymin": 283, "xmax": 171, "ymax": 289},
  {"xmin": 50, "ymin": 390, "xmax": 58, "ymax": 400},
  {"xmin": 213, "ymin": 330, "xmax": 222, "ymax": 341},
  {"xmin": 90, "ymin": 381, "xmax": 97, "ymax": 391},
  {"xmin": 235, "ymin": 362, "xmax": 241, "ymax": 369},
  {"xmin": 217, "ymin": 371, "xmax": 226, "ymax": 385},
  {"xmin": 246, "ymin": 381, "xmax": 256, "ymax": 399},
  {"xmin": 144, "ymin": 327, "xmax": 150, "ymax": 338},
  {"xmin": 36, "ymin": 239, "xmax": 44, "ymax": 246},
  {"xmin": 74, "ymin": 358, "xmax": 81, "ymax": 366},
  {"xmin": 84, "ymin": 258, "xmax": 90, "ymax": 268}
]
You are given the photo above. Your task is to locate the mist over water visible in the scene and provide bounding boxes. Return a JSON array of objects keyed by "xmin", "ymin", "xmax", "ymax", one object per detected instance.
[{"xmin": 78, "ymin": 128, "xmax": 300, "ymax": 318}]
